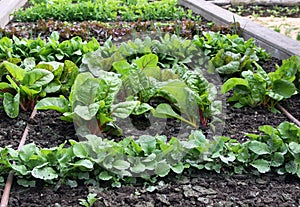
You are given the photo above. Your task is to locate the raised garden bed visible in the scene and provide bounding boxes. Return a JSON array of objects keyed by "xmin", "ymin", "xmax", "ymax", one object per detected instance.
[{"xmin": 0, "ymin": 0, "xmax": 300, "ymax": 207}]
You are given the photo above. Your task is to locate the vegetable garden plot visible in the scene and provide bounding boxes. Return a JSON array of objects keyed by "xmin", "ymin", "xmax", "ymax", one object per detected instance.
[{"xmin": 0, "ymin": 0, "xmax": 300, "ymax": 206}]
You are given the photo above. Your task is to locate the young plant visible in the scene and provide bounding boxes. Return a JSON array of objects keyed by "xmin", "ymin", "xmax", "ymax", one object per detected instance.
[
  {"xmin": 0, "ymin": 60, "xmax": 78, "ymax": 118},
  {"xmin": 79, "ymin": 193, "xmax": 99, "ymax": 207},
  {"xmin": 0, "ymin": 61, "xmax": 54, "ymax": 118},
  {"xmin": 221, "ymin": 56, "xmax": 299, "ymax": 110}
]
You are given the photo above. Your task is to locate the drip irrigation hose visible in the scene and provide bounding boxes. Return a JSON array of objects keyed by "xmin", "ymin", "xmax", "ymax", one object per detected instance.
[
  {"xmin": 277, "ymin": 103, "xmax": 300, "ymax": 127},
  {"xmin": 0, "ymin": 109, "xmax": 37, "ymax": 207}
]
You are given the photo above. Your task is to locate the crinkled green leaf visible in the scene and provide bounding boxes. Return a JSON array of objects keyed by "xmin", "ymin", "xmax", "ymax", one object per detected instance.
[
  {"xmin": 35, "ymin": 96, "xmax": 69, "ymax": 113},
  {"xmin": 250, "ymin": 159, "xmax": 270, "ymax": 173},
  {"xmin": 3, "ymin": 92, "xmax": 20, "ymax": 118}
]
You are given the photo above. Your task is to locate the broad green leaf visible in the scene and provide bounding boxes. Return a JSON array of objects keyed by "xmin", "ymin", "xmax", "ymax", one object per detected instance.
[
  {"xmin": 43, "ymin": 81, "xmax": 61, "ymax": 93},
  {"xmin": 132, "ymin": 103, "xmax": 153, "ymax": 115},
  {"xmin": 134, "ymin": 54, "xmax": 159, "ymax": 71},
  {"xmin": 23, "ymin": 69, "xmax": 54, "ymax": 88},
  {"xmin": 72, "ymin": 159, "xmax": 94, "ymax": 170},
  {"xmin": 130, "ymin": 162, "xmax": 146, "ymax": 174},
  {"xmin": 35, "ymin": 96, "xmax": 69, "ymax": 113},
  {"xmin": 289, "ymin": 142, "xmax": 300, "ymax": 154},
  {"xmin": 73, "ymin": 143, "xmax": 90, "ymax": 158},
  {"xmin": 268, "ymin": 79, "xmax": 296, "ymax": 100},
  {"xmin": 285, "ymin": 160, "xmax": 298, "ymax": 174},
  {"xmin": 113, "ymin": 160, "xmax": 130, "ymax": 170},
  {"xmin": 155, "ymin": 161, "xmax": 170, "ymax": 177},
  {"xmin": 0, "ymin": 82, "xmax": 12, "ymax": 90},
  {"xmin": 19, "ymin": 143, "xmax": 38, "ymax": 162},
  {"xmin": 11, "ymin": 164, "xmax": 29, "ymax": 176},
  {"xmin": 98, "ymin": 171, "xmax": 113, "ymax": 180},
  {"xmin": 113, "ymin": 60, "xmax": 131, "ymax": 76},
  {"xmin": 139, "ymin": 135, "xmax": 156, "ymax": 155},
  {"xmin": 171, "ymin": 162, "xmax": 184, "ymax": 174},
  {"xmin": 3, "ymin": 93, "xmax": 20, "ymax": 118},
  {"xmin": 74, "ymin": 102, "xmax": 100, "ymax": 120},
  {"xmin": 250, "ymin": 159, "xmax": 270, "ymax": 173},
  {"xmin": 221, "ymin": 78, "xmax": 249, "ymax": 94},
  {"xmin": 248, "ymin": 140, "xmax": 270, "ymax": 155},
  {"xmin": 271, "ymin": 152, "xmax": 284, "ymax": 167},
  {"xmin": 32, "ymin": 166, "xmax": 58, "ymax": 180},
  {"xmin": 60, "ymin": 60, "xmax": 79, "ymax": 92},
  {"xmin": 277, "ymin": 121, "xmax": 300, "ymax": 141},
  {"xmin": 111, "ymin": 101, "xmax": 139, "ymax": 119},
  {"xmin": 74, "ymin": 78, "xmax": 100, "ymax": 105},
  {"xmin": 3, "ymin": 61, "xmax": 26, "ymax": 81},
  {"xmin": 216, "ymin": 61, "xmax": 241, "ymax": 75}
]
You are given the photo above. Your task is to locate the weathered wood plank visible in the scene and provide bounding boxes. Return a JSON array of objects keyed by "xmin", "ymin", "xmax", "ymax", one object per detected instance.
[
  {"xmin": 179, "ymin": 0, "xmax": 300, "ymax": 59},
  {"xmin": 0, "ymin": 0, "xmax": 27, "ymax": 28}
]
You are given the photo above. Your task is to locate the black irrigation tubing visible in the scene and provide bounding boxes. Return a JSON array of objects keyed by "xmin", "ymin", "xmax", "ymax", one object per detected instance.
[
  {"xmin": 0, "ymin": 109, "xmax": 37, "ymax": 207},
  {"xmin": 277, "ymin": 103, "xmax": 300, "ymax": 127}
]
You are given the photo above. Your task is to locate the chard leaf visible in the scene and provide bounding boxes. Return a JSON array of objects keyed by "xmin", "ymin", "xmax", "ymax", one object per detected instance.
[
  {"xmin": 43, "ymin": 81, "xmax": 61, "ymax": 93},
  {"xmin": 32, "ymin": 166, "xmax": 58, "ymax": 180},
  {"xmin": 285, "ymin": 160, "xmax": 298, "ymax": 174},
  {"xmin": 113, "ymin": 160, "xmax": 130, "ymax": 170},
  {"xmin": 22, "ymin": 69, "xmax": 54, "ymax": 88},
  {"xmin": 60, "ymin": 60, "xmax": 79, "ymax": 93},
  {"xmin": 134, "ymin": 54, "xmax": 159, "ymax": 71},
  {"xmin": 74, "ymin": 78, "xmax": 100, "ymax": 105},
  {"xmin": 271, "ymin": 152, "xmax": 284, "ymax": 167},
  {"xmin": 111, "ymin": 101, "xmax": 140, "ymax": 119},
  {"xmin": 139, "ymin": 135, "xmax": 156, "ymax": 155},
  {"xmin": 3, "ymin": 93, "xmax": 20, "ymax": 118},
  {"xmin": 113, "ymin": 60, "xmax": 131, "ymax": 76},
  {"xmin": 132, "ymin": 103, "xmax": 153, "ymax": 115},
  {"xmin": 268, "ymin": 79, "xmax": 296, "ymax": 100},
  {"xmin": 130, "ymin": 162, "xmax": 146, "ymax": 174},
  {"xmin": 35, "ymin": 96, "xmax": 69, "ymax": 113},
  {"xmin": 155, "ymin": 161, "xmax": 170, "ymax": 177},
  {"xmin": 0, "ymin": 82, "xmax": 12, "ymax": 90},
  {"xmin": 216, "ymin": 61, "xmax": 240, "ymax": 75},
  {"xmin": 248, "ymin": 140, "xmax": 270, "ymax": 155},
  {"xmin": 98, "ymin": 171, "xmax": 113, "ymax": 181},
  {"xmin": 221, "ymin": 78, "xmax": 249, "ymax": 94},
  {"xmin": 277, "ymin": 122, "xmax": 300, "ymax": 141},
  {"xmin": 72, "ymin": 159, "xmax": 94, "ymax": 170},
  {"xmin": 250, "ymin": 159, "xmax": 270, "ymax": 173},
  {"xmin": 171, "ymin": 162, "xmax": 184, "ymax": 174},
  {"xmin": 74, "ymin": 102, "xmax": 100, "ymax": 120},
  {"xmin": 289, "ymin": 142, "xmax": 300, "ymax": 154},
  {"xmin": 11, "ymin": 164, "xmax": 29, "ymax": 176},
  {"xmin": 3, "ymin": 61, "xmax": 26, "ymax": 81}
]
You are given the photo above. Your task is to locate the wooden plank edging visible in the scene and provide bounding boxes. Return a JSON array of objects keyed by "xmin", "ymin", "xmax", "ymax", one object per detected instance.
[
  {"xmin": 179, "ymin": 0, "xmax": 300, "ymax": 59},
  {"xmin": 0, "ymin": 0, "xmax": 27, "ymax": 28}
]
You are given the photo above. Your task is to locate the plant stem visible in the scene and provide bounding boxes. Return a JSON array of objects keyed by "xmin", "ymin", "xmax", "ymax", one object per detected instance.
[{"xmin": 276, "ymin": 103, "xmax": 300, "ymax": 127}]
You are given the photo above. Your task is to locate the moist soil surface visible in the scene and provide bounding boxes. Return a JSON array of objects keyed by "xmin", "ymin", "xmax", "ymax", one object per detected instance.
[{"xmin": 0, "ymin": 58, "xmax": 300, "ymax": 206}]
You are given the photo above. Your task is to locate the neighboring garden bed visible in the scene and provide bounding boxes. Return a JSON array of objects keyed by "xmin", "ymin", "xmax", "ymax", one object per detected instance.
[
  {"xmin": 223, "ymin": 4, "xmax": 300, "ymax": 40},
  {"xmin": 0, "ymin": 0, "xmax": 300, "ymax": 207}
]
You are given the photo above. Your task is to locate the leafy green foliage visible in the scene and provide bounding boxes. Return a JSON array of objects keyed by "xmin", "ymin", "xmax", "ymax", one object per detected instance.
[
  {"xmin": 0, "ymin": 32, "xmax": 99, "ymax": 65},
  {"xmin": 0, "ymin": 60, "xmax": 78, "ymax": 117},
  {"xmin": 14, "ymin": 0, "xmax": 198, "ymax": 22},
  {"xmin": 1, "ymin": 121, "xmax": 300, "ymax": 187},
  {"xmin": 193, "ymin": 32, "xmax": 269, "ymax": 76},
  {"xmin": 221, "ymin": 57, "xmax": 298, "ymax": 109}
]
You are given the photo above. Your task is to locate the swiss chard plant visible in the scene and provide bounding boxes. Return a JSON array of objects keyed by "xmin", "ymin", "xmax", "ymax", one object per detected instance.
[
  {"xmin": 0, "ymin": 60, "xmax": 78, "ymax": 118},
  {"xmin": 221, "ymin": 56, "xmax": 298, "ymax": 110},
  {"xmin": 81, "ymin": 36, "xmax": 223, "ymax": 129},
  {"xmin": 35, "ymin": 54, "xmax": 202, "ymax": 136}
]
